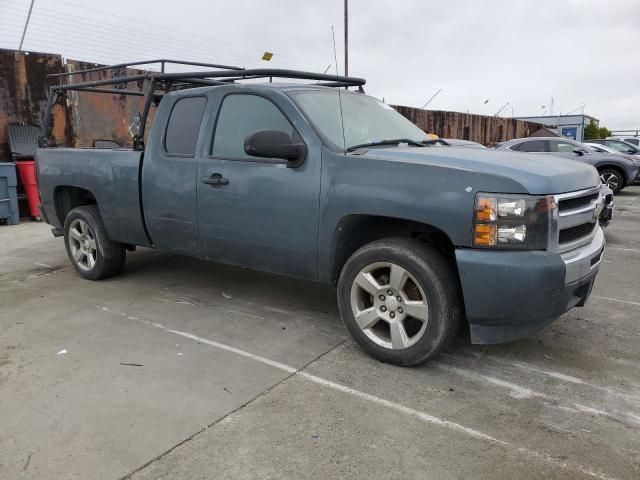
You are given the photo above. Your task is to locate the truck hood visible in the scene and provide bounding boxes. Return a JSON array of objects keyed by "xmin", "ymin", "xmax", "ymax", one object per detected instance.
[{"xmin": 361, "ymin": 146, "xmax": 601, "ymax": 194}]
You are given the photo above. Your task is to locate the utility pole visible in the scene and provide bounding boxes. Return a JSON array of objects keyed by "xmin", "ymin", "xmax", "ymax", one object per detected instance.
[
  {"xmin": 18, "ymin": 0, "xmax": 36, "ymax": 53},
  {"xmin": 344, "ymin": 0, "xmax": 349, "ymax": 76}
]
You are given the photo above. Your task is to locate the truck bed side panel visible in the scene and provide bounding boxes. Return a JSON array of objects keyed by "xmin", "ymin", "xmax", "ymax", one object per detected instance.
[{"xmin": 37, "ymin": 148, "xmax": 151, "ymax": 247}]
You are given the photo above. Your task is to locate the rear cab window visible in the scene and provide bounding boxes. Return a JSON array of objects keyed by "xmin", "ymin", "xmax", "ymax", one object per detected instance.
[{"xmin": 164, "ymin": 96, "xmax": 207, "ymax": 156}]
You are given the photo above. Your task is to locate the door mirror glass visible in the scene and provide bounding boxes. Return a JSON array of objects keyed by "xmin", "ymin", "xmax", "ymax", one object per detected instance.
[{"xmin": 244, "ymin": 129, "xmax": 307, "ymax": 164}]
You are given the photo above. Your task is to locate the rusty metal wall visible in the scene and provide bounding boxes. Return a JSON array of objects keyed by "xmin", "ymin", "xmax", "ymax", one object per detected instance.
[
  {"xmin": 0, "ymin": 49, "xmax": 150, "ymax": 159},
  {"xmin": 65, "ymin": 59, "xmax": 149, "ymax": 148},
  {"xmin": 0, "ymin": 49, "xmax": 70, "ymax": 160},
  {"xmin": 1, "ymin": 48, "xmax": 543, "ymax": 158},
  {"xmin": 392, "ymin": 106, "xmax": 542, "ymax": 147}
]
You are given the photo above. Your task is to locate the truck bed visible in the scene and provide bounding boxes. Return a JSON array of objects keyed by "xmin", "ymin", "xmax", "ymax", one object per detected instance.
[{"xmin": 37, "ymin": 148, "xmax": 150, "ymax": 247}]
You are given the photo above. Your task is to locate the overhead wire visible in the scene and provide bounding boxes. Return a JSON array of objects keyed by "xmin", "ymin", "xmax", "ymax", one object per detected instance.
[{"xmin": 0, "ymin": 0, "xmax": 497, "ymax": 109}]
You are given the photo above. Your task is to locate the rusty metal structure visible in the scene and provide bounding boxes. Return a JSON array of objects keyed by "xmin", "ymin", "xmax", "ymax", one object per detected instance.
[
  {"xmin": 0, "ymin": 49, "xmax": 69, "ymax": 159},
  {"xmin": 41, "ymin": 58, "xmax": 364, "ymax": 151},
  {"xmin": 393, "ymin": 106, "xmax": 543, "ymax": 147},
  {"xmin": 1, "ymin": 48, "xmax": 543, "ymax": 159}
]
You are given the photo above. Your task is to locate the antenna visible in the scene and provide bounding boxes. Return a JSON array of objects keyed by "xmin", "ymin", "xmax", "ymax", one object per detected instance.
[{"xmin": 331, "ymin": 25, "xmax": 347, "ymax": 153}]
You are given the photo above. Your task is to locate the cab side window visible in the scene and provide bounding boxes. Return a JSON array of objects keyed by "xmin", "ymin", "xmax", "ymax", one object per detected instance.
[{"xmin": 212, "ymin": 94, "xmax": 295, "ymax": 159}]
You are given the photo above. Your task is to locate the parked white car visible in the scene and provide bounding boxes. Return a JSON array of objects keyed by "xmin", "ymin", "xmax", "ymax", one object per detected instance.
[{"xmin": 608, "ymin": 136, "xmax": 639, "ymax": 147}]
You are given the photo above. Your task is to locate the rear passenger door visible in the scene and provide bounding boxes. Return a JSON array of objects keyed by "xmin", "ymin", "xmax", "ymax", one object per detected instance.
[
  {"xmin": 142, "ymin": 95, "xmax": 208, "ymax": 256},
  {"xmin": 196, "ymin": 91, "xmax": 322, "ymax": 279}
]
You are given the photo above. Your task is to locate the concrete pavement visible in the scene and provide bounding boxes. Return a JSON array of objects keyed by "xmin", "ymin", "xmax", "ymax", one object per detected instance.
[{"xmin": 1, "ymin": 187, "xmax": 639, "ymax": 480}]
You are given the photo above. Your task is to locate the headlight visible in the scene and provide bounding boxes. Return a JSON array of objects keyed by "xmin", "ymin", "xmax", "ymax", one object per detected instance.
[{"xmin": 473, "ymin": 193, "xmax": 553, "ymax": 249}]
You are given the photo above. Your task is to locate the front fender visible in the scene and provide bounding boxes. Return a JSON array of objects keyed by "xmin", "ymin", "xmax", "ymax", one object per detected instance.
[{"xmin": 316, "ymin": 149, "xmax": 528, "ymax": 281}]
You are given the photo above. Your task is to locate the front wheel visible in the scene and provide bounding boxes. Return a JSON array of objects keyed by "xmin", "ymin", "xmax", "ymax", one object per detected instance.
[
  {"xmin": 337, "ymin": 238, "xmax": 462, "ymax": 366},
  {"xmin": 64, "ymin": 205, "xmax": 126, "ymax": 280},
  {"xmin": 599, "ymin": 168, "xmax": 625, "ymax": 194}
]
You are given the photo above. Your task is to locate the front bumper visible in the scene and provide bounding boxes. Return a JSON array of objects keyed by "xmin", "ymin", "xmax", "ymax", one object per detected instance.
[{"xmin": 455, "ymin": 227, "xmax": 605, "ymax": 344}]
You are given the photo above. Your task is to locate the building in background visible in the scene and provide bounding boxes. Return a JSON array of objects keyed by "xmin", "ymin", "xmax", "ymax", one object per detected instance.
[{"xmin": 513, "ymin": 114, "xmax": 599, "ymax": 142}]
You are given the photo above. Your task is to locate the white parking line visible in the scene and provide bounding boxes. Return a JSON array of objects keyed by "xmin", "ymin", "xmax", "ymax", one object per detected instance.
[
  {"xmin": 606, "ymin": 247, "xmax": 640, "ymax": 253},
  {"xmin": 166, "ymin": 329, "xmax": 297, "ymax": 374},
  {"xmin": 96, "ymin": 305, "xmax": 619, "ymax": 480},
  {"xmin": 592, "ymin": 295, "xmax": 640, "ymax": 307},
  {"xmin": 297, "ymin": 371, "xmax": 504, "ymax": 444}
]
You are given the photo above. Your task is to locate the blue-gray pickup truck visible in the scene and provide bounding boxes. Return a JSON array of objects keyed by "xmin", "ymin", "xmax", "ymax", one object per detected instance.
[{"xmin": 36, "ymin": 65, "xmax": 608, "ymax": 365}]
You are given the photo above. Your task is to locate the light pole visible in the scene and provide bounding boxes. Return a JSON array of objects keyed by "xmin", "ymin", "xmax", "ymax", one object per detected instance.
[{"xmin": 344, "ymin": 0, "xmax": 349, "ymax": 76}]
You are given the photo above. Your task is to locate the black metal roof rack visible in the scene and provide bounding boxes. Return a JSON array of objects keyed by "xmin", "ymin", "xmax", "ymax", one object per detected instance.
[{"xmin": 41, "ymin": 59, "xmax": 366, "ymax": 150}]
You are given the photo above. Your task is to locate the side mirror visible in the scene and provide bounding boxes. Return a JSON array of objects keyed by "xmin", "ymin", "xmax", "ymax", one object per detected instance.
[
  {"xmin": 626, "ymin": 148, "xmax": 636, "ymax": 154},
  {"xmin": 244, "ymin": 129, "xmax": 307, "ymax": 166},
  {"xmin": 573, "ymin": 148, "xmax": 585, "ymax": 156}
]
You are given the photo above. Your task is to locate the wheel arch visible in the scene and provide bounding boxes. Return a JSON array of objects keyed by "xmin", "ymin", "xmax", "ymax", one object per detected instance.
[
  {"xmin": 328, "ymin": 214, "xmax": 457, "ymax": 285},
  {"xmin": 54, "ymin": 186, "xmax": 98, "ymax": 227}
]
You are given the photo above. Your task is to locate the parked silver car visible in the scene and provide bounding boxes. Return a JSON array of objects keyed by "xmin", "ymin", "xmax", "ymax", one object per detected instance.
[
  {"xmin": 589, "ymin": 138, "xmax": 640, "ymax": 157},
  {"xmin": 496, "ymin": 137, "xmax": 640, "ymax": 193}
]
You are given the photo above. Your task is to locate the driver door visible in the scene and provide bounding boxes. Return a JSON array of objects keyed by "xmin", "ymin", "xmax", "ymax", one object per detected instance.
[{"xmin": 196, "ymin": 92, "xmax": 321, "ymax": 279}]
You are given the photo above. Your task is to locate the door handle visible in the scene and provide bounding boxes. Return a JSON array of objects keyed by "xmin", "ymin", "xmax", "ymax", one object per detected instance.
[{"xmin": 201, "ymin": 173, "xmax": 229, "ymax": 186}]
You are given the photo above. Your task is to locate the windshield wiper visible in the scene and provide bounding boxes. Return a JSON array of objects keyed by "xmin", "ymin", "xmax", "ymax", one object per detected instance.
[
  {"xmin": 346, "ymin": 138, "xmax": 426, "ymax": 152},
  {"xmin": 421, "ymin": 138, "xmax": 450, "ymax": 146}
]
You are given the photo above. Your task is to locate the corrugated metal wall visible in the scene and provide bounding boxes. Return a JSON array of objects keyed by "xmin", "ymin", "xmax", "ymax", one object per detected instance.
[{"xmin": 392, "ymin": 106, "xmax": 542, "ymax": 147}]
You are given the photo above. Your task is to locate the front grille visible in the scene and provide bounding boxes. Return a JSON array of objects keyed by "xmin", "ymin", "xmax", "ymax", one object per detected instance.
[
  {"xmin": 558, "ymin": 193, "xmax": 598, "ymax": 212},
  {"xmin": 552, "ymin": 187, "xmax": 602, "ymax": 253},
  {"xmin": 559, "ymin": 222, "xmax": 596, "ymax": 244}
]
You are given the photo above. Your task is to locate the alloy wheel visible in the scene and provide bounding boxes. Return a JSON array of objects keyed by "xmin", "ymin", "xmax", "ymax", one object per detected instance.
[
  {"xmin": 350, "ymin": 262, "xmax": 429, "ymax": 349},
  {"xmin": 600, "ymin": 172, "xmax": 619, "ymax": 191},
  {"xmin": 68, "ymin": 219, "xmax": 97, "ymax": 271}
]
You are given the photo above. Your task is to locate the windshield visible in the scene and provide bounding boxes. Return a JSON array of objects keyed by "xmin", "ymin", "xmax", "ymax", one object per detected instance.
[
  {"xmin": 608, "ymin": 140, "xmax": 638, "ymax": 153},
  {"xmin": 289, "ymin": 90, "xmax": 429, "ymax": 151}
]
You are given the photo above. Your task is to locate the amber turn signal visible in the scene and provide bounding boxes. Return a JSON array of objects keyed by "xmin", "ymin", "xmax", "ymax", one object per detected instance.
[{"xmin": 473, "ymin": 224, "xmax": 497, "ymax": 246}]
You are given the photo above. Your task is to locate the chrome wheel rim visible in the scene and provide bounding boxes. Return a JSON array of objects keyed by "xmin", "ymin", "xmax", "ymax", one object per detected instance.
[
  {"xmin": 350, "ymin": 262, "xmax": 429, "ymax": 350},
  {"xmin": 600, "ymin": 172, "xmax": 619, "ymax": 191},
  {"xmin": 68, "ymin": 219, "xmax": 97, "ymax": 271}
]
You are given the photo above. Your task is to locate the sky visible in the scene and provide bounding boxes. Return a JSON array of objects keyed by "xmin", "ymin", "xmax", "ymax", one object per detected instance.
[{"xmin": 1, "ymin": 0, "xmax": 639, "ymax": 130}]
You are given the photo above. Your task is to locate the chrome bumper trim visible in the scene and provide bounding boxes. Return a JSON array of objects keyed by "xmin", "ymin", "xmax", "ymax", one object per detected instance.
[{"xmin": 561, "ymin": 226, "xmax": 605, "ymax": 284}]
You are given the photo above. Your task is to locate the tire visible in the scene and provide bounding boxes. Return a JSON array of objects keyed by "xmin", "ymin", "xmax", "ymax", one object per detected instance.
[
  {"xmin": 337, "ymin": 238, "xmax": 462, "ymax": 366},
  {"xmin": 599, "ymin": 168, "xmax": 625, "ymax": 194},
  {"xmin": 63, "ymin": 205, "xmax": 126, "ymax": 280}
]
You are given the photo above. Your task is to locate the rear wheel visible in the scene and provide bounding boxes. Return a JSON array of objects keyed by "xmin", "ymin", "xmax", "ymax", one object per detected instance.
[
  {"xmin": 599, "ymin": 168, "xmax": 625, "ymax": 193},
  {"xmin": 64, "ymin": 205, "xmax": 126, "ymax": 280},
  {"xmin": 337, "ymin": 238, "xmax": 462, "ymax": 366}
]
